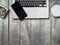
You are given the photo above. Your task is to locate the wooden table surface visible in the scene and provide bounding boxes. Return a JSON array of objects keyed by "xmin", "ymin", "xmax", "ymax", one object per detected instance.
[{"xmin": 0, "ymin": 0, "xmax": 60, "ymax": 45}]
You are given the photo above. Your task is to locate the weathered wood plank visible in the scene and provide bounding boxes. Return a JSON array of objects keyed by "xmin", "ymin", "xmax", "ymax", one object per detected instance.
[
  {"xmin": 54, "ymin": 0, "xmax": 60, "ymax": 45},
  {"xmin": 53, "ymin": 18, "xmax": 60, "ymax": 45},
  {"xmin": 51, "ymin": 17, "xmax": 60, "ymax": 45},
  {"xmin": 9, "ymin": 0, "xmax": 20, "ymax": 45},
  {"xmin": 1, "ymin": 0, "xmax": 9, "ymax": 45},
  {"xmin": 0, "ymin": 19, "xmax": 3, "ymax": 45},
  {"xmin": 9, "ymin": 19, "xmax": 20, "ymax": 45},
  {"xmin": 50, "ymin": 16, "xmax": 57, "ymax": 45},
  {"xmin": 50, "ymin": 0, "xmax": 60, "ymax": 45},
  {"xmin": 41, "ymin": 19, "xmax": 50, "ymax": 45},
  {"xmin": 20, "ymin": 20, "xmax": 30, "ymax": 45},
  {"xmin": 30, "ymin": 20, "xmax": 41, "ymax": 45},
  {"xmin": 2, "ymin": 17, "xmax": 9, "ymax": 45}
]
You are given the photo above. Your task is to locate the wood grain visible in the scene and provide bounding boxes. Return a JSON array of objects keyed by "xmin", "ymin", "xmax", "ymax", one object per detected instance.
[
  {"xmin": 30, "ymin": 20, "xmax": 41, "ymax": 45},
  {"xmin": 20, "ymin": 20, "xmax": 30, "ymax": 45},
  {"xmin": 1, "ymin": 0, "xmax": 60, "ymax": 45},
  {"xmin": 41, "ymin": 19, "xmax": 50, "ymax": 45},
  {"xmin": 0, "ymin": 19, "xmax": 3, "ymax": 45}
]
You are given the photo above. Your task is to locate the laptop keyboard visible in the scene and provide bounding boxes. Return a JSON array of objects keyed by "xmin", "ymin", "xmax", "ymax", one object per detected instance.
[{"xmin": 19, "ymin": 0, "xmax": 46, "ymax": 7}]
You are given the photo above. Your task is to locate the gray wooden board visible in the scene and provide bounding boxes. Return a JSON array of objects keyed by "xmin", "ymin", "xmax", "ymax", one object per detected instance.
[
  {"xmin": 0, "ymin": 19, "xmax": 3, "ymax": 45},
  {"xmin": 55, "ymin": 18, "xmax": 60, "ymax": 45},
  {"xmin": 20, "ymin": 20, "xmax": 30, "ymax": 45},
  {"xmin": 2, "ymin": 17, "xmax": 9, "ymax": 45},
  {"xmin": 9, "ymin": 6, "xmax": 20, "ymax": 45},
  {"xmin": 1, "ymin": 0, "xmax": 60, "ymax": 45},
  {"xmin": 30, "ymin": 20, "xmax": 41, "ymax": 45},
  {"xmin": 9, "ymin": 20, "xmax": 20, "ymax": 45},
  {"xmin": 41, "ymin": 20, "xmax": 50, "ymax": 45}
]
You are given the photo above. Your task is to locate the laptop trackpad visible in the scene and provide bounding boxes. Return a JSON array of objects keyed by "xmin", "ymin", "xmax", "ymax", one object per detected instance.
[{"xmin": 23, "ymin": 7, "xmax": 49, "ymax": 18}]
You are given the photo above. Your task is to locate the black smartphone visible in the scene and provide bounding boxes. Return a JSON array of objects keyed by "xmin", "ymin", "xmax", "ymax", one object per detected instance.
[{"xmin": 11, "ymin": 1, "xmax": 27, "ymax": 20}]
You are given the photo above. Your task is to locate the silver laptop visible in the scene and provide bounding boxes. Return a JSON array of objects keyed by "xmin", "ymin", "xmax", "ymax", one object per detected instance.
[{"xmin": 12, "ymin": 0, "xmax": 49, "ymax": 19}]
